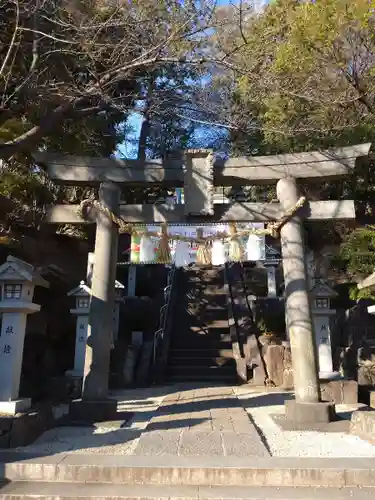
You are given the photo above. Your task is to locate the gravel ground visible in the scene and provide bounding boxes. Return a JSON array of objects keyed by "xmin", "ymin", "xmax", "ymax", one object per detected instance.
[
  {"xmin": 13, "ymin": 387, "xmax": 167, "ymax": 455},
  {"xmin": 235, "ymin": 388, "xmax": 375, "ymax": 458}
]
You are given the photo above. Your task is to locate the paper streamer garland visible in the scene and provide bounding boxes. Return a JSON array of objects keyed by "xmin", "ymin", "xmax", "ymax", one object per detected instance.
[
  {"xmin": 196, "ymin": 228, "xmax": 212, "ymax": 265},
  {"xmin": 129, "ymin": 223, "xmax": 267, "ymax": 265}
]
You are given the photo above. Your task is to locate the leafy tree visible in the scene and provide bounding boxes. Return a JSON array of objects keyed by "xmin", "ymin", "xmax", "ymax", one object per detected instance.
[
  {"xmin": 0, "ymin": 0, "xmax": 239, "ymax": 160},
  {"xmin": 207, "ymin": 0, "xmax": 375, "ymax": 253},
  {"xmin": 335, "ymin": 226, "xmax": 375, "ymax": 299}
]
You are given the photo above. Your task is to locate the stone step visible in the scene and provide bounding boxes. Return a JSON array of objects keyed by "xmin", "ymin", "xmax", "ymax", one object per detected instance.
[
  {"xmin": 169, "ymin": 365, "xmax": 236, "ymax": 379},
  {"xmin": 171, "ymin": 338, "xmax": 233, "ymax": 348},
  {"xmin": 187, "ymin": 326, "xmax": 229, "ymax": 336},
  {"xmin": 170, "ymin": 348, "xmax": 234, "ymax": 358},
  {"xmin": 169, "ymin": 374, "xmax": 238, "ymax": 383},
  {"xmin": 201, "ymin": 310, "xmax": 228, "ymax": 321},
  {"xmin": 169, "ymin": 356, "xmax": 236, "ymax": 366},
  {"xmin": 2, "ymin": 455, "xmax": 375, "ymax": 488},
  {"xmin": 1, "ymin": 482, "xmax": 373, "ymax": 499}
]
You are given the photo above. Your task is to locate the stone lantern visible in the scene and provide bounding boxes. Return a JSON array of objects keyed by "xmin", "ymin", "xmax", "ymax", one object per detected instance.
[
  {"xmin": 67, "ymin": 279, "xmax": 125, "ymax": 379},
  {"xmin": 0, "ymin": 256, "xmax": 49, "ymax": 415},
  {"xmin": 66, "ymin": 281, "xmax": 91, "ymax": 379},
  {"xmin": 264, "ymin": 245, "xmax": 281, "ymax": 298},
  {"xmin": 309, "ymin": 279, "xmax": 339, "ymax": 380},
  {"xmin": 113, "ymin": 279, "xmax": 125, "ymax": 343}
]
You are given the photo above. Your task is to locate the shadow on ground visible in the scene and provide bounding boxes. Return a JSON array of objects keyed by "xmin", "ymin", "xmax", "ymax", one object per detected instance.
[{"xmin": 0, "ymin": 384, "xmax": 290, "ymax": 477}]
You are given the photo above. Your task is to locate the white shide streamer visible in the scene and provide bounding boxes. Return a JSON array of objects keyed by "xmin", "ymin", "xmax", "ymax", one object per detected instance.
[
  {"xmin": 174, "ymin": 240, "xmax": 191, "ymax": 267},
  {"xmin": 139, "ymin": 235, "xmax": 155, "ymax": 263},
  {"xmin": 246, "ymin": 233, "xmax": 266, "ymax": 261},
  {"xmin": 212, "ymin": 240, "xmax": 227, "ymax": 266}
]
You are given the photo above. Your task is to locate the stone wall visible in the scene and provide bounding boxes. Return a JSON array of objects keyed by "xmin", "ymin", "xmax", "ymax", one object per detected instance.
[{"xmin": 264, "ymin": 343, "xmax": 357, "ymax": 404}]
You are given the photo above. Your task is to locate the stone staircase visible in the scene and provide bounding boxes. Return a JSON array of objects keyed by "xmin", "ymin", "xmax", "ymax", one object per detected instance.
[{"xmin": 167, "ymin": 266, "xmax": 237, "ymax": 384}]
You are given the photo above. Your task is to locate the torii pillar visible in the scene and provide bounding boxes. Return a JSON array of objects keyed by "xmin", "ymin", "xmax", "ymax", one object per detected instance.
[
  {"xmin": 71, "ymin": 182, "xmax": 120, "ymax": 421},
  {"xmin": 277, "ymin": 178, "xmax": 335, "ymax": 423}
]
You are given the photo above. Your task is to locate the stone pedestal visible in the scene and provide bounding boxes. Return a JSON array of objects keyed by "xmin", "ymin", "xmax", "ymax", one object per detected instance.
[
  {"xmin": 314, "ymin": 312, "xmax": 337, "ymax": 378},
  {"xmin": 0, "ymin": 256, "xmax": 49, "ymax": 415},
  {"xmin": 265, "ymin": 265, "xmax": 277, "ymax": 297},
  {"xmin": 127, "ymin": 265, "xmax": 137, "ymax": 297}
]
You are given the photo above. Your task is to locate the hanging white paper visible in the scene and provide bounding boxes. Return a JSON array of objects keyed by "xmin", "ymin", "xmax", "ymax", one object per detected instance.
[
  {"xmin": 212, "ymin": 240, "xmax": 226, "ymax": 266},
  {"xmin": 246, "ymin": 234, "xmax": 266, "ymax": 261},
  {"xmin": 174, "ymin": 240, "xmax": 191, "ymax": 267},
  {"xmin": 140, "ymin": 235, "xmax": 155, "ymax": 263}
]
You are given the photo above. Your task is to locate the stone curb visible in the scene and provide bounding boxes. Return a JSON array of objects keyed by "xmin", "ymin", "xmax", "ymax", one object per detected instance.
[
  {"xmin": 1, "ymin": 454, "xmax": 375, "ymax": 487},
  {"xmin": 0, "ymin": 483, "xmax": 374, "ymax": 500}
]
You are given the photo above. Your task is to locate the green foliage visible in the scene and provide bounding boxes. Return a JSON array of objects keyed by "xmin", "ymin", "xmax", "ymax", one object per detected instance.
[
  {"xmin": 348, "ymin": 284, "xmax": 375, "ymax": 302},
  {"xmin": 228, "ymin": 0, "xmax": 375, "ymax": 152},
  {"xmin": 340, "ymin": 226, "xmax": 375, "ymax": 277},
  {"xmin": 339, "ymin": 226, "xmax": 375, "ymax": 300}
]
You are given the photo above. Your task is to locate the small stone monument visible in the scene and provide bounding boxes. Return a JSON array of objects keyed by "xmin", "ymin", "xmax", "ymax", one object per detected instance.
[
  {"xmin": 264, "ymin": 245, "xmax": 281, "ymax": 298},
  {"xmin": 309, "ymin": 279, "xmax": 339, "ymax": 380},
  {"xmin": 0, "ymin": 256, "xmax": 49, "ymax": 415},
  {"xmin": 67, "ymin": 279, "xmax": 124, "ymax": 379}
]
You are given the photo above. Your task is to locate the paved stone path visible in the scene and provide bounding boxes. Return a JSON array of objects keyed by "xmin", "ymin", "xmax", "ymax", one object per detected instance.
[
  {"xmin": 134, "ymin": 386, "xmax": 268, "ymax": 456},
  {"xmin": 12, "ymin": 385, "xmax": 268, "ymax": 457}
]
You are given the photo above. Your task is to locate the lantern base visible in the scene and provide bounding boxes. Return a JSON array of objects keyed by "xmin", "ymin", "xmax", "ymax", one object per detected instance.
[
  {"xmin": 69, "ymin": 398, "xmax": 118, "ymax": 423},
  {"xmin": 319, "ymin": 371, "xmax": 341, "ymax": 381},
  {"xmin": 0, "ymin": 398, "xmax": 31, "ymax": 416}
]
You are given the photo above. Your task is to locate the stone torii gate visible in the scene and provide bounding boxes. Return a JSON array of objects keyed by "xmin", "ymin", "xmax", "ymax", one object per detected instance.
[{"xmin": 35, "ymin": 143, "xmax": 370, "ymax": 423}]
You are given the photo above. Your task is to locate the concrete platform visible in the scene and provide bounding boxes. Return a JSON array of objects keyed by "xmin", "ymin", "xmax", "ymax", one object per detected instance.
[{"xmin": 0, "ymin": 482, "xmax": 374, "ymax": 499}]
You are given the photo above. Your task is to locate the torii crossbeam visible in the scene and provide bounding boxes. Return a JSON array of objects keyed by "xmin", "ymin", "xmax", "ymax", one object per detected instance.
[{"xmin": 35, "ymin": 143, "xmax": 371, "ymax": 424}]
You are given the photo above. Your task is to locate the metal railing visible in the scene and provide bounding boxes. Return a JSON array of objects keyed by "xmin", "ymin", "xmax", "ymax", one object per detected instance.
[{"xmin": 153, "ymin": 265, "xmax": 177, "ymax": 370}]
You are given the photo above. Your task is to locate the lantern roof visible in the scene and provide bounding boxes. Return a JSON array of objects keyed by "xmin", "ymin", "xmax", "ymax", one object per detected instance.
[
  {"xmin": 68, "ymin": 279, "xmax": 124, "ymax": 297},
  {"xmin": 0, "ymin": 255, "xmax": 49, "ymax": 288},
  {"xmin": 309, "ymin": 279, "xmax": 337, "ymax": 298}
]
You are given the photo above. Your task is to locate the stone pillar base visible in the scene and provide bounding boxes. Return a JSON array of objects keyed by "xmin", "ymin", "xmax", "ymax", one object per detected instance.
[
  {"xmin": 0, "ymin": 398, "xmax": 31, "ymax": 416},
  {"xmin": 69, "ymin": 398, "xmax": 118, "ymax": 423},
  {"xmin": 285, "ymin": 400, "xmax": 336, "ymax": 424}
]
